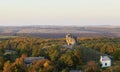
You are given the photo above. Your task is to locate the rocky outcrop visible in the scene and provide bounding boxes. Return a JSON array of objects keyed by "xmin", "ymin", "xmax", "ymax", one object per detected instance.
[{"xmin": 66, "ymin": 34, "xmax": 77, "ymax": 46}]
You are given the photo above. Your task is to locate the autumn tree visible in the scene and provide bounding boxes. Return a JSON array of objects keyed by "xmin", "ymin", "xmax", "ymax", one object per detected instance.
[
  {"xmin": 46, "ymin": 45, "xmax": 60, "ymax": 61},
  {"xmin": 0, "ymin": 57, "xmax": 4, "ymax": 70},
  {"xmin": 28, "ymin": 59, "xmax": 55, "ymax": 72},
  {"xmin": 11, "ymin": 54, "xmax": 27, "ymax": 72},
  {"xmin": 59, "ymin": 51, "xmax": 75, "ymax": 67},
  {"xmin": 3, "ymin": 61, "xmax": 12, "ymax": 72},
  {"xmin": 84, "ymin": 61, "xmax": 100, "ymax": 72},
  {"xmin": 113, "ymin": 49, "xmax": 120, "ymax": 60}
]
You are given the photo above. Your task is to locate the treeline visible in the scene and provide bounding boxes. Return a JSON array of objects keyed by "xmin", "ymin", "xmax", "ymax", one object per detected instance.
[
  {"xmin": 79, "ymin": 37, "xmax": 120, "ymax": 60},
  {"xmin": 0, "ymin": 37, "xmax": 83, "ymax": 72},
  {"xmin": 0, "ymin": 37, "xmax": 120, "ymax": 72}
]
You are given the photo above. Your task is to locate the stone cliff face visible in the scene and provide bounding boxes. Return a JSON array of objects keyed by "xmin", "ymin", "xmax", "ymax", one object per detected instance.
[{"xmin": 66, "ymin": 34, "xmax": 77, "ymax": 46}]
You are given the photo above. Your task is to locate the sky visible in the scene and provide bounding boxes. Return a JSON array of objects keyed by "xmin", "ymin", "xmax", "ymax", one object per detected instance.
[{"xmin": 0, "ymin": 0, "xmax": 120, "ymax": 26}]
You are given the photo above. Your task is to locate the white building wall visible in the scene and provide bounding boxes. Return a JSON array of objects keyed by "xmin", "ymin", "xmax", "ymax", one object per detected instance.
[
  {"xmin": 100, "ymin": 56, "xmax": 111, "ymax": 68},
  {"xmin": 101, "ymin": 60, "xmax": 111, "ymax": 68}
]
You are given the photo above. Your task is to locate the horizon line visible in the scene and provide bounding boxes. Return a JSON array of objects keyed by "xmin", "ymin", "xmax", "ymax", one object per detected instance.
[{"xmin": 0, "ymin": 24, "xmax": 120, "ymax": 27}]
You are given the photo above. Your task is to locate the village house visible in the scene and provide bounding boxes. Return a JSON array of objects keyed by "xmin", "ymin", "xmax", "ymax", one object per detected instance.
[
  {"xmin": 100, "ymin": 56, "xmax": 111, "ymax": 68},
  {"xmin": 4, "ymin": 50, "xmax": 17, "ymax": 55},
  {"xmin": 24, "ymin": 57, "xmax": 45, "ymax": 66}
]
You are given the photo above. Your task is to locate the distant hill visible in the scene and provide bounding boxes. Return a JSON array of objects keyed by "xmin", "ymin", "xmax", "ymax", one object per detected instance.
[{"xmin": 0, "ymin": 25, "xmax": 120, "ymax": 38}]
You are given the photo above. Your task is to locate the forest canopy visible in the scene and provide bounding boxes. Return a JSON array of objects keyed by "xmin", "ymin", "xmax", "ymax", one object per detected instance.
[{"xmin": 0, "ymin": 37, "xmax": 120, "ymax": 72}]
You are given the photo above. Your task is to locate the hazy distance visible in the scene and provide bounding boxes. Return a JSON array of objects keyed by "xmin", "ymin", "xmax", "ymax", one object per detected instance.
[{"xmin": 0, "ymin": 0, "xmax": 120, "ymax": 26}]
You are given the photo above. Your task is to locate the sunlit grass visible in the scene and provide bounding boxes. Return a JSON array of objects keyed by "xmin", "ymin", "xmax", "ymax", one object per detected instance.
[{"xmin": 0, "ymin": 36, "xmax": 18, "ymax": 39}]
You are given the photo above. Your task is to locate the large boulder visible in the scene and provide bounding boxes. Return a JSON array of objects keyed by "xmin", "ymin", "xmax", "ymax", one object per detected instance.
[{"xmin": 66, "ymin": 34, "xmax": 77, "ymax": 46}]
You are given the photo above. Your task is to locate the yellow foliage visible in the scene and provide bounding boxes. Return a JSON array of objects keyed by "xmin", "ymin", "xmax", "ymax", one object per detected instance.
[{"xmin": 43, "ymin": 61, "xmax": 49, "ymax": 67}]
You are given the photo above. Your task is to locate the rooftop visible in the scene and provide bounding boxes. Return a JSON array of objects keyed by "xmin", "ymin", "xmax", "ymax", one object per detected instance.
[
  {"xmin": 101, "ymin": 56, "xmax": 111, "ymax": 61},
  {"xmin": 4, "ymin": 50, "xmax": 17, "ymax": 55},
  {"xmin": 70, "ymin": 70, "xmax": 82, "ymax": 72},
  {"xmin": 24, "ymin": 57, "xmax": 44, "ymax": 64}
]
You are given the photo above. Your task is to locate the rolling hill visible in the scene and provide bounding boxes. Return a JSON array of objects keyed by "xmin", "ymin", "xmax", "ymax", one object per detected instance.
[{"xmin": 0, "ymin": 25, "xmax": 120, "ymax": 38}]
